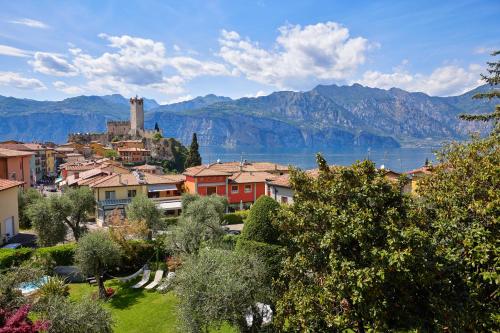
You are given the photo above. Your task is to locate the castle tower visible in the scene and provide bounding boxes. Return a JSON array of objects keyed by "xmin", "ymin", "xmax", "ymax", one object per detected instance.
[{"xmin": 130, "ymin": 96, "xmax": 144, "ymax": 136}]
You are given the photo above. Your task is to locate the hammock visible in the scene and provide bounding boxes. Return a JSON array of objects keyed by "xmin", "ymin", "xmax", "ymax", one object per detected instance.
[{"xmin": 107, "ymin": 266, "xmax": 145, "ymax": 283}]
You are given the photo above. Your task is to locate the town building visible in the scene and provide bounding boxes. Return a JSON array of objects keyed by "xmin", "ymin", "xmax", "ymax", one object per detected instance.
[
  {"xmin": 111, "ymin": 140, "xmax": 144, "ymax": 150},
  {"xmin": 0, "ymin": 143, "xmax": 46, "ymax": 184},
  {"xmin": 45, "ymin": 147, "xmax": 56, "ymax": 178},
  {"xmin": 118, "ymin": 147, "xmax": 151, "ymax": 163},
  {"xmin": 405, "ymin": 165, "xmax": 433, "ymax": 195},
  {"xmin": 132, "ymin": 164, "xmax": 163, "ymax": 175},
  {"xmin": 0, "ymin": 148, "xmax": 33, "ymax": 187},
  {"xmin": 65, "ymin": 153, "xmax": 85, "ymax": 163},
  {"xmin": 183, "ymin": 161, "xmax": 288, "ymax": 210},
  {"xmin": 0, "ymin": 179, "xmax": 23, "ymax": 245},
  {"xmin": 266, "ymin": 174, "xmax": 294, "ymax": 204},
  {"xmin": 87, "ymin": 172, "xmax": 184, "ymax": 225}
]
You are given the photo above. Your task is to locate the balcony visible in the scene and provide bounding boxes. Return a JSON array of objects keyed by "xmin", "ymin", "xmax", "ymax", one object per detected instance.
[{"xmin": 97, "ymin": 198, "xmax": 132, "ymax": 208}]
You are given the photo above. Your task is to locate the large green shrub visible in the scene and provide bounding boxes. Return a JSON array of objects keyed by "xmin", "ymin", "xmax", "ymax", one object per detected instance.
[
  {"xmin": 0, "ymin": 248, "xmax": 34, "ymax": 269},
  {"xmin": 241, "ymin": 196, "xmax": 280, "ymax": 244},
  {"xmin": 234, "ymin": 209, "xmax": 249, "ymax": 221},
  {"xmin": 119, "ymin": 240, "xmax": 156, "ymax": 273},
  {"xmin": 235, "ymin": 239, "xmax": 282, "ymax": 276},
  {"xmin": 35, "ymin": 244, "xmax": 76, "ymax": 266},
  {"xmin": 222, "ymin": 213, "xmax": 243, "ymax": 225}
]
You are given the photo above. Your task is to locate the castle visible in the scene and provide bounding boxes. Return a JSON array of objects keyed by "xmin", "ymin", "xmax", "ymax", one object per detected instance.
[
  {"xmin": 107, "ymin": 96, "xmax": 147, "ymax": 138},
  {"xmin": 69, "ymin": 96, "xmax": 160, "ymax": 144}
]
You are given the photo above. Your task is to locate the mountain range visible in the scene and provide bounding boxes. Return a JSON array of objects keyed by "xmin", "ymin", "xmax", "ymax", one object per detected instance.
[{"xmin": 0, "ymin": 84, "xmax": 494, "ymax": 148}]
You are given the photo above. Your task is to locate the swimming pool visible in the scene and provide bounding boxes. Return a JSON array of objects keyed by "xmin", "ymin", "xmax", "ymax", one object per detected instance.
[{"xmin": 19, "ymin": 276, "xmax": 49, "ymax": 295}]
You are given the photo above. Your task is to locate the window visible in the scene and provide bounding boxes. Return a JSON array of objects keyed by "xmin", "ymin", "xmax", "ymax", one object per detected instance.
[
  {"xmin": 127, "ymin": 190, "xmax": 137, "ymax": 198},
  {"xmin": 281, "ymin": 196, "xmax": 288, "ymax": 204},
  {"xmin": 207, "ymin": 187, "xmax": 217, "ymax": 195},
  {"xmin": 231, "ymin": 185, "xmax": 239, "ymax": 194},
  {"xmin": 244, "ymin": 184, "xmax": 252, "ymax": 193},
  {"xmin": 105, "ymin": 191, "xmax": 116, "ymax": 200}
]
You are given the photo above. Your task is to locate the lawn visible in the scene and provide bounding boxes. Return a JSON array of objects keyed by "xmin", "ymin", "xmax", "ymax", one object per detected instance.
[{"xmin": 69, "ymin": 279, "xmax": 236, "ymax": 333}]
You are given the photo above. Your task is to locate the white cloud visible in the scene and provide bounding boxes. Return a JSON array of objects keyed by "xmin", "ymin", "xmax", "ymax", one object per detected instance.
[
  {"xmin": 0, "ymin": 72, "xmax": 46, "ymax": 90},
  {"xmin": 0, "ymin": 44, "xmax": 31, "ymax": 58},
  {"xmin": 53, "ymin": 81, "xmax": 84, "ymax": 94},
  {"xmin": 30, "ymin": 52, "xmax": 78, "ymax": 76},
  {"xmin": 9, "ymin": 18, "xmax": 49, "ymax": 29},
  {"xmin": 167, "ymin": 56, "xmax": 231, "ymax": 78},
  {"xmin": 173, "ymin": 44, "xmax": 181, "ymax": 52},
  {"xmin": 218, "ymin": 22, "xmax": 373, "ymax": 89},
  {"xmin": 357, "ymin": 63, "xmax": 483, "ymax": 96}
]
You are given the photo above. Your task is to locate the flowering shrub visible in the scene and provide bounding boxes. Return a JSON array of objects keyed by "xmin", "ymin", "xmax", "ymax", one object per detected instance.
[
  {"xmin": 0, "ymin": 304, "xmax": 50, "ymax": 333},
  {"xmin": 105, "ymin": 287, "xmax": 115, "ymax": 298}
]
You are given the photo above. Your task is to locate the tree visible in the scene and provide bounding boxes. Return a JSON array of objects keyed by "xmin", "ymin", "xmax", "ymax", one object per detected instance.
[
  {"xmin": 165, "ymin": 195, "xmax": 227, "ymax": 255},
  {"xmin": 27, "ymin": 197, "xmax": 67, "ymax": 246},
  {"xmin": 75, "ymin": 231, "xmax": 121, "ymax": 299},
  {"xmin": 37, "ymin": 296, "xmax": 113, "ymax": 333},
  {"xmin": 417, "ymin": 134, "xmax": 499, "ymax": 331},
  {"xmin": 460, "ymin": 50, "xmax": 500, "ymax": 134},
  {"xmin": 240, "ymin": 195, "xmax": 280, "ymax": 244},
  {"xmin": 152, "ymin": 131, "xmax": 163, "ymax": 142},
  {"xmin": 174, "ymin": 248, "xmax": 270, "ymax": 333},
  {"xmin": 18, "ymin": 188, "xmax": 42, "ymax": 229},
  {"xmin": 274, "ymin": 155, "xmax": 451, "ymax": 332},
  {"xmin": 154, "ymin": 122, "xmax": 160, "ymax": 132},
  {"xmin": 104, "ymin": 149, "xmax": 119, "ymax": 159},
  {"xmin": 184, "ymin": 133, "xmax": 202, "ymax": 169},
  {"xmin": 126, "ymin": 194, "xmax": 162, "ymax": 237}
]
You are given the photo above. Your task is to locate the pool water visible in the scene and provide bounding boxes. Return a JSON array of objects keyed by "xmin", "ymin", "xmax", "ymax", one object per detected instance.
[{"xmin": 19, "ymin": 275, "xmax": 49, "ymax": 294}]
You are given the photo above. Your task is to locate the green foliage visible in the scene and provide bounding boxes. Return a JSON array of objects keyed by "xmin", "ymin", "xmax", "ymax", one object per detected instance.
[
  {"xmin": 27, "ymin": 187, "xmax": 95, "ymax": 244},
  {"xmin": 184, "ymin": 132, "xmax": 202, "ymax": 169},
  {"xmin": 162, "ymin": 138, "xmax": 188, "ymax": 173},
  {"xmin": 460, "ymin": 50, "xmax": 500, "ymax": 134},
  {"xmin": 174, "ymin": 248, "xmax": 270, "ymax": 332},
  {"xmin": 126, "ymin": 194, "xmax": 162, "ymax": 235},
  {"xmin": 18, "ymin": 188, "xmax": 42, "ymax": 229},
  {"xmin": 234, "ymin": 209, "xmax": 249, "ymax": 221},
  {"xmin": 118, "ymin": 240, "xmax": 156, "ymax": 273},
  {"xmin": 417, "ymin": 134, "xmax": 500, "ymax": 331},
  {"xmin": 235, "ymin": 239, "xmax": 282, "ymax": 277},
  {"xmin": 38, "ymin": 276, "xmax": 69, "ymax": 300},
  {"xmin": 0, "ymin": 248, "xmax": 34, "ymax": 270},
  {"xmin": 0, "ymin": 265, "xmax": 45, "ymax": 311},
  {"xmin": 220, "ymin": 234, "xmax": 239, "ymax": 250},
  {"xmin": 241, "ymin": 195, "xmax": 280, "ymax": 244},
  {"xmin": 165, "ymin": 195, "xmax": 227, "ymax": 255},
  {"xmin": 37, "ymin": 295, "xmax": 113, "ymax": 333},
  {"xmin": 152, "ymin": 131, "xmax": 163, "ymax": 142},
  {"xmin": 159, "ymin": 217, "xmax": 179, "ymax": 230},
  {"xmin": 274, "ymin": 156, "xmax": 449, "ymax": 332},
  {"xmin": 75, "ymin": 231, "xmax": 121, "ymax": 299},
  {"xmin": 104, "ymin": 149, "xmax": 119, "ymax": 158},
  {"xmin": 35, "ymin": 243, "xmax": 76, "ymax": 266},
  {"xmin": 222, "ymin": 213, "xmax": 243, "ymax": 225},
  {"xmin": 27, "ymin": 197, "xmax": 67, "ymax": 246}
]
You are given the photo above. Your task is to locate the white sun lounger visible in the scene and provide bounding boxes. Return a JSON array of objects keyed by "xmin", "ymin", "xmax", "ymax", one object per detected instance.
[
  {"xmin": 132, "ymin": 270, "xmax": 151, "ymax": 289},
  {"xmin": 157, "ymin": 272, "xmax": 176, "ymax": 292},
  {"xmin": 145, "ymin": 270, "xmax": 164, "ymax": 290}
]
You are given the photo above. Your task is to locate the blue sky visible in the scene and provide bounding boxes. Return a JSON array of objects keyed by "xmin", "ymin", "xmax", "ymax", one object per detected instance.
[{"xmin": 0, "ymin": 0, "xmax": 498, "ymax": 103}]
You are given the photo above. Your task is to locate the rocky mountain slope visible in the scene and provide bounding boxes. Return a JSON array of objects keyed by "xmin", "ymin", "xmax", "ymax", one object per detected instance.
[{"xmin": 0, "ymin": 85, "xmax": 494, "ymax": 147}]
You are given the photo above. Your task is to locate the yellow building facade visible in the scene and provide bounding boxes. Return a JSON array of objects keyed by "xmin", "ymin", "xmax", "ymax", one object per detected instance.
[{"xmin": 0, "ymin": 180, "xmax": 22, "ymax": 245}]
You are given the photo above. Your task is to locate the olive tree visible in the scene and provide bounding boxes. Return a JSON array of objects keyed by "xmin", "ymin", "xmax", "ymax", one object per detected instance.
[
  {"xmin": 174, "ymin": 248, "xmax": 270, "ymax": 333},
  {"xmin": 75, "ymin": 231, "xmax": 121, "ymax": 299},
  {"xmin": 126, "ymin": 194, "xmax": 162, "ymax": 236}
]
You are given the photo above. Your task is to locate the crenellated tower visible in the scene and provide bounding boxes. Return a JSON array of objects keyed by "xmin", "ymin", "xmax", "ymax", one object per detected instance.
[{"xmin": 129, "ymin": 96, "xmax": 144, "ymax": 136}]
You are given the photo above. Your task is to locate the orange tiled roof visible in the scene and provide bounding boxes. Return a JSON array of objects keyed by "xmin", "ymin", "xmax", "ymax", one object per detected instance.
[
  {"xmin": 0, "ymin": 143, "xmax": 43, "ymax": 152},
  {"xmin": 89, "ymin": 172, "xmax": 181, "ymax": 188},
  {"xmin": 406, "ymin": 166, "xmax": 432, "ymax": 176},
  {"xmin": 0, "ymin": 148, "xmax": 34, "ymax": 157},
  {"xmin": 0, "ymin": 179, "xmax": 24, "ymax": 191},
  {"xmin": 229, "ymin": 172, "xmax": 276, "ymax": 184},
  {"xmin": 184, "ymin": 161, "xmax": 288, "ymax": 177},
  {"xmin": 267, "ymin": 174, "xmax": 291, "ymax": 188},
  {"xmin": 118, "ymin": 148, "xmax": 150, "ymax": 152}
]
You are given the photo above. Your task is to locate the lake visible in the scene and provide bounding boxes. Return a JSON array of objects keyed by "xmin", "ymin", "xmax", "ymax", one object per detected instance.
[{"xmin": 199, "ymin": 146, "xmax": 441, "ymax": 173}]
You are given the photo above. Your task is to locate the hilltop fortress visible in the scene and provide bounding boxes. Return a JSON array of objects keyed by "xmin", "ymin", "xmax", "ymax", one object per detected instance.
[{"xmin": 68, "ymin": 96, "xmax": 160, "ymax": 144}]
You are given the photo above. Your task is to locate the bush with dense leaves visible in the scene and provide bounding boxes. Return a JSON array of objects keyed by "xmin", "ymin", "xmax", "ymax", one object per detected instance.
[
  {"xmin": 0, "ymin": 248, "xmax": 34, "ymax": 270},
  {"xmin": 222, "ymin": 213, "xmax": 243, "ymax": 225},
  {"xmin": 241, "ymin": 196, "xmax": 280, "ymax": 244},
  {"xmin": 235, "ymin": 239, "xmax": 282, "ymax": 275},
  {"xmin": 35, "ymin": 244, "xmax": 75, "ymax": 266}
]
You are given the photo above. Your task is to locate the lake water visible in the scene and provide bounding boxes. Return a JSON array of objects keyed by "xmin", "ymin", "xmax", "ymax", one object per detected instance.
[{"xmin": 199, "ymin": 146, "xmax": 440, "ymax": 173}]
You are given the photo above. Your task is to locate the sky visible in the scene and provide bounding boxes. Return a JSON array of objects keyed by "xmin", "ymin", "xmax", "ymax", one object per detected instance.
[{"xmin": 0, "ymin": 0, "xmax": 498, "ymax": 103}]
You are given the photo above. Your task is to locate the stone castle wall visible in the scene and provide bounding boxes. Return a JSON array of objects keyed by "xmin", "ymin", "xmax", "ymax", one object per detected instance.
[{"xmin": 107, "ymin": 121, "xmax": 130, "ymax": 137}]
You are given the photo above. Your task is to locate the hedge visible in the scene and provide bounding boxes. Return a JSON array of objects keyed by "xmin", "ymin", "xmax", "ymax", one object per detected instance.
[
  {"xmin": 222, "ymin": 213, "xmax": 244, "ymax": 225},
  {"xmin": 35, "ymin": 244, "xmax": 76, "ymax": 266},
  {"xmin": 241, "ymin": 196, "xmax": 280, "ymax": 244},
  {"xmin": 0, "ymin": 248, "xmax": 34, "ymax": 269},
  {"xmin": 234, "ymin": 210, "xmax": 249, "ymax": 221}
]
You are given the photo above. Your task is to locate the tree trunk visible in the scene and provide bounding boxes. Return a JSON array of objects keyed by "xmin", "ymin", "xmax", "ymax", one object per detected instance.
[{"xmin": 96, "ymin": 274, "xmax": 106, "ymax": 299}]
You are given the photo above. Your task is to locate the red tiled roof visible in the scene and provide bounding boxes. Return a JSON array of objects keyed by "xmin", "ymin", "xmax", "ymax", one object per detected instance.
[
  {"xmin": 267, "ymin": 174, "xmax": 291, "ymax": 188},
  {"xmin": 0, "ymin": 179, "xmax": 24, "ymax": 191},
  {"xmin": 229, "ymin": 172, "xmax": 276, "ymax": 184},
  {"xmin": 89, "ymin": 172, "xmax": 181, "ymax": 188}
]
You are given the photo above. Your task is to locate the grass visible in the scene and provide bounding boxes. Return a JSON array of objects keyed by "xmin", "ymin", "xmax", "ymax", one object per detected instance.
[{"xmin": 69, "ymin": 279, "xmax": 236, "ymax": 333}]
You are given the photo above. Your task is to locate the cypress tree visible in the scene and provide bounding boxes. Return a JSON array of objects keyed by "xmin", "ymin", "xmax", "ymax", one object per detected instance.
[
  {"xmin": 460, "ymin": 50, "xmax": 500, "ymax": 134},
  {"xmin": 185, "ymin": 132, "xmax": 202, "ymax": 168}
]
